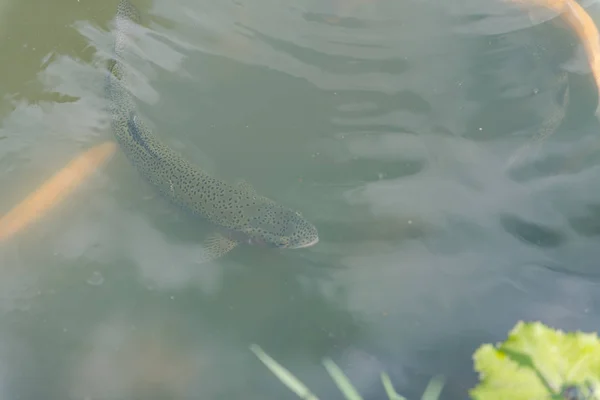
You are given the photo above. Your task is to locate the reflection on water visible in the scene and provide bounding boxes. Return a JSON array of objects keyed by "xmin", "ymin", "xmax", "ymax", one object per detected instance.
[{"xmin": 2, "ymin": 0, "xmax": 600, "ymax": 398}]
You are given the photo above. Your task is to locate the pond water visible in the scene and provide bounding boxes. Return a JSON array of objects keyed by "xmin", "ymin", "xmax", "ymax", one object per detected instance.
[{"xmin": 1, "ymin": 0, "xmax": 600, "ymax": 398}]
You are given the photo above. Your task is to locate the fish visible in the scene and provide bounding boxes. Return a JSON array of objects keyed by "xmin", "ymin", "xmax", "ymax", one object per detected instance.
[
  {"xmin": 0, "ymin": 141, "xmax": 117, "ymax": 242},
  {"xmin": 511, "ymin": 0, "xmax": 600, "ymax": 115},
  {"xmin": 105, "ymin": 0, "xmax": 319, "ymax": 263}
]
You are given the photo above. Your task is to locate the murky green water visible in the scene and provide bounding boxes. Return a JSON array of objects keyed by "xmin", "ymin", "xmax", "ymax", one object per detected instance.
[{"xmin": 2, "ymin": 0, "xmax": 600, "ymax": 398}]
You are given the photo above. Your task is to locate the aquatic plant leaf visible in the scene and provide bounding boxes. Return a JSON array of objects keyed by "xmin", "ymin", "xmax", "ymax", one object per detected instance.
[
  {"xmin": 250, "ymin": 345, "xmax": 320, "ymax": 400},
  {"xmin": 380, "ymin": 373, "xmax": 407, "ymax": 400},
  {"xmin": 380, "ymin": 372, "xmax": 444, "ymax": 400},
  {"xmin": 470, "ymin": 321, "xmax": 600, "ymax": 399},
  {"xmin": 420, "ymin": 375, "xmax": 445, "ymax": 400},
  {"xmin": 251, "ymin": 345, "xmax": 443, "ymax": 400},
  {"xmin": 323, "ymin": 358, "xmax": 364, "ymax": 400}
]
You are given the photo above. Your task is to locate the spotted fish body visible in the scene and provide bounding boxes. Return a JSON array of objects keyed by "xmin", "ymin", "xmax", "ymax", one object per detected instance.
[{"xmin": 106, "ymin": 0, "xmax": 319, "ymax": 261}]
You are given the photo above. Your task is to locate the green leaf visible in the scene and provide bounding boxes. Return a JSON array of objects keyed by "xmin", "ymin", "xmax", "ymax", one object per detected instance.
[
  {"xmin": 380, "ymin": 373, "xmax": 407, "ymax": 400},
  {"xmin": 470, "ymin": 321, "xmax": 600, "ymax": 400},
  {"xmin": 322, "ymin": 358, "xmax": 364, "ymax": 400},
  {"xmin": 250, "ymin": 344, "xmax": 320, "ymax": 400},
  {"xmin": 421, "ymin": 375, "xmax": 445, "ymax": 400}
]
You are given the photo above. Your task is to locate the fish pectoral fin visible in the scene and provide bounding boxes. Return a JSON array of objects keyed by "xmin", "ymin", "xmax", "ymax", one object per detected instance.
[{"xmin": 198, "ymin": 233, "xmax": 238, "ymax": 264}]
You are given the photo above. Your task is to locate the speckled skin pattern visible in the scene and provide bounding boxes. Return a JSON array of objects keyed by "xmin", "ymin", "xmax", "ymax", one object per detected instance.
[{"xmin": 105, "ymin": 0, "xmax": 319, "ymax": 250}]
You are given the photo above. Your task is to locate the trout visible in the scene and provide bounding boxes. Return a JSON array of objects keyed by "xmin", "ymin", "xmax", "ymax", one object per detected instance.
[{"xmin": 105, "ymin": 0, "xmax": 319, "ymax": 262}]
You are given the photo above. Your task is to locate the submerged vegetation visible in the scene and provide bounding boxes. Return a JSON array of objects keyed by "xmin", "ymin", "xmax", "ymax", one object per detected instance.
[{"xmin": 251, "ymin": 321, "xmax": 600, "ymax": 399}]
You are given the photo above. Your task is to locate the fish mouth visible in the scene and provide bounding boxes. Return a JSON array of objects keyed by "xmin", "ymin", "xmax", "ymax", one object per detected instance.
[{"xmin": 289, "ymin": 236, "xmax": 319, "ymax": 249}]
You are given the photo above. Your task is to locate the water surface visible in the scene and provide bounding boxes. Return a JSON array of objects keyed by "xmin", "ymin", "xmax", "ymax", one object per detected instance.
[{"xmin": 1, "ymin": 0, "xmax": 600, "ymax": 398}]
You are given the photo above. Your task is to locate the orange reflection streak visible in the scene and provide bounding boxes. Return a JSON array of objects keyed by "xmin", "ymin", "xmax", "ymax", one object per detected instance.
[
  {"xmin": 0, "ymin": 141, "xmax": 117, "ymax": 242},
  {"xmin": 513, "ymin": 0, "xmax": 600, "ymax": 114}
]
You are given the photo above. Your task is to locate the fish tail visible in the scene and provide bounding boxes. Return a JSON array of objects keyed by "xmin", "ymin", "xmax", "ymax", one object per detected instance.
[
  {"xmin": 117, "ymin": 0, "xmax": 142, "ymax": 25},
  {"xmin": 109, "ymin": 0, "xmax": 142, "ymax": 77}
]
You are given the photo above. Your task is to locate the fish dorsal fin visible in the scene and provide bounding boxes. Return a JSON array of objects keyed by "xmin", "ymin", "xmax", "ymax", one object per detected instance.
[
  {"xmin": 236, "ymin": 180, "xmax": 276, "ymax": 204},
  {"xmin": 237, "ymin": 179, "xmax": 257, "ymax": 195}
]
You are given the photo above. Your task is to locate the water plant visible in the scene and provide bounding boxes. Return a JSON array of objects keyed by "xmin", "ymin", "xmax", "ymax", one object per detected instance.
[{"xmin": 251, "ymin": 321, "xmax": 600, "ymax": 399}]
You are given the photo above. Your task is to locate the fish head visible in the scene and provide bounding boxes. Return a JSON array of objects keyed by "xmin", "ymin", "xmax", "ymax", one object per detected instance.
[{"xmin": 242, "ymin": 203, "xmax": 319, "ymax": 249}]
